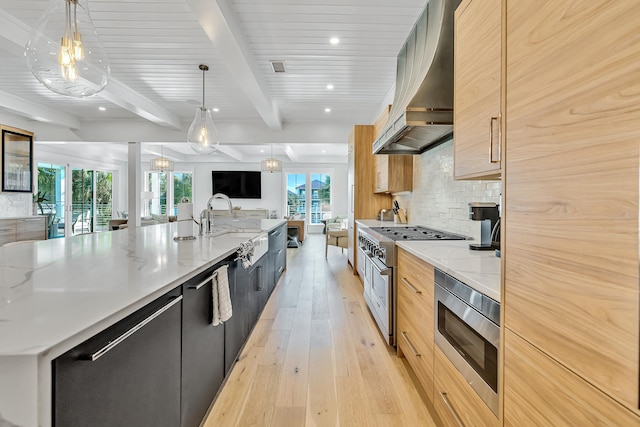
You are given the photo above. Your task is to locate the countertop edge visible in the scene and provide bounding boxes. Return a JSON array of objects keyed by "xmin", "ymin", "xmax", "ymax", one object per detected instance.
[{"xmin": 396, "ymin": 241, "xmax": 501, "ymax": 302}]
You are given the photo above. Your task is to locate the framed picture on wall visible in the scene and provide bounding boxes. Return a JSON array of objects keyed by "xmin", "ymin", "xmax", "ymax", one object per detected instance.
[{"xmin": 1, "ymin": 126, "xmax": 34, "ymax": 193}]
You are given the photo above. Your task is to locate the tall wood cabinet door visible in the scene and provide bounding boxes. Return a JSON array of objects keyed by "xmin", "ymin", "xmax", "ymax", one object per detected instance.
[
  {"xmin": 504, "ymin": 0, "xmax": 640, "ymax": 410},
  {"xmin": 453, "ymin": 0, "xmax": 502, "ymax": 179},
  {"xmin": 504, "ymin": 330, "xmax": 640, "ymax": 426}
]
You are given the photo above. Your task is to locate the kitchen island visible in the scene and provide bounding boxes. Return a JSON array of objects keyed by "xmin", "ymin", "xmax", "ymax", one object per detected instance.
[{"xmin": 0, "ymin": 218, "xmax": 285, "ymax": 427}]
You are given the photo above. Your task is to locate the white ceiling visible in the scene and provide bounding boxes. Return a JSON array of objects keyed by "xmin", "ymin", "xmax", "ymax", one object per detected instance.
[{"xmin": 0, "ymin": 0, "xmax": 426, "ymax": 164}]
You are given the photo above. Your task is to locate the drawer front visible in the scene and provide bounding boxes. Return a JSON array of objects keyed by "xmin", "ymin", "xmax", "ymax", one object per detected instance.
[
  {"xmin": 434, "ymin": 346, "xmax": 499, "ymax": 427},
  {"xmin": 504, "ymin": 329, "xmax": 640, "ymax": 426},
  {"xmin": 397, "ymin": 249, "xmax": 434, "ymax": 300},
  {"xmin": 397, "ymin": 247, "xmax": 435, "ymax": 402},
  {"xmin": 397, "ymin": 308, "xmax": 434, "ymax": 402}
]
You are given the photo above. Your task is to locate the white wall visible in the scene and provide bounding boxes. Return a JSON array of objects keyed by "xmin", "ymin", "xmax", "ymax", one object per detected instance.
[
  {"xmin": 167, "ymin": 161, "xmax": 348, "ymax": 221},
  {"xmin": 393, "ymin": 139, "xmax": 501, "ymax": 242}
]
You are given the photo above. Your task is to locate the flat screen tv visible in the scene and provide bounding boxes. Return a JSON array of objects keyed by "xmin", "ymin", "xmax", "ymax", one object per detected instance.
[{"xmin": 212, "ymin": 170, "xmax": 262, "ymax": 199}]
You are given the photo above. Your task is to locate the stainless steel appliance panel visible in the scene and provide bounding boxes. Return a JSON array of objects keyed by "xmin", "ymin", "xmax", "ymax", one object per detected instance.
[{"xmin": 434, "ymin": 269, "xmax": 500, "ymax": 416}]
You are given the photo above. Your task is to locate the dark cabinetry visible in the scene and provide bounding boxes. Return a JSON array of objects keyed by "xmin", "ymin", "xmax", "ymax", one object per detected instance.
[
  {"xmin": 268, "ymin": 223, "xmax": 287, "ymax": 295},
  {"xmin": 53, "ymin": 288, "xmax": 182, "ymax": 427},
  {"xmin": 225, "ymin": 254, "xmax": 268, "ymax": 373},
  {"xmin": 181, "ymin": 256, "xmax": 235, "ymax": 427},
  {"xmin": 53, "ymin": 225, "xmax": 286, "ymax": 427}
]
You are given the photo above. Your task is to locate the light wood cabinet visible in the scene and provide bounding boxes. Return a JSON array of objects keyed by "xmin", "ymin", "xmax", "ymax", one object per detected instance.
[
  {"xmin": 0, "ymin": 217, "xmax": 47, "ymax": 246},
  {"xmin": 396, "ymin": 248, "xmax": 434, "ymax": 402},
  {"xmin": 374, "ymin": 155, "xmax": 413, "ymax": 194},
  {"xmin": 453, "ymin": 0, "xmax": 502, "ymax": 180},
  {"xmin": 347, "ymin": 104, "xmax": 396, "ymax": 272},
  {"xmin": 0, "ymin": 219, "xmax": 16, "ymax": 246},
  {"xmin": 504, "ymin": 329, "xmax": 640, "ymax": 426},
  {"xmin": 433, "ymin": 346, "xmax": 499, "ymax": 427},
  {"xmin": 16, "ymin": 217, "xmax": 47, "ymax": 241},
  {"xmin": 503, "ymin": 0, "xmax": 640, "ymax": 414}
]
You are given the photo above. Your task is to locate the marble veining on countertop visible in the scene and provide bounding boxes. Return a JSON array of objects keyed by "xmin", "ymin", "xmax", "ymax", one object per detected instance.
[
  {"xmin": 0, "ymin": 218, "xmax": 284, "ymax": 357},
  {"xmin": 396, "ymin": 240, "xmax": 501, "ymax": 301}
]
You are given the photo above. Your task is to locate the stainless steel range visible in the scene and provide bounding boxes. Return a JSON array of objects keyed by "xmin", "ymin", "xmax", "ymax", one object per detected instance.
[{"xmin": 357, "ymin": 225, "xmax": 465, "ymax": 346}]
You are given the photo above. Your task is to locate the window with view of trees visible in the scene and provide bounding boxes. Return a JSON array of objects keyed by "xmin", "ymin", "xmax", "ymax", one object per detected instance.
[{"xmin": 144, "ymin": 171, "xmax": 193, "ymax": 217}]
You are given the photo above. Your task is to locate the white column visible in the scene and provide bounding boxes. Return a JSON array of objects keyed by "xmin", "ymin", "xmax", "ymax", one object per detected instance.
[{"xmin": 127, "ymin": 142, "xmax": 141, "ymax": 228}]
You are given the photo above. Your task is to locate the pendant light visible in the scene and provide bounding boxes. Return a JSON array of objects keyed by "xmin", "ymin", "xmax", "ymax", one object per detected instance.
[
  {"xmin": 261, "ymin": 145, "xmax": 282, "ymax": 173},
  {"xmin": 150, "ymin": 145, "xmax": 174, "ymax": 173},
  {"xmin": 25, "ymin": 0, "xmax": 110, "ymax": 98},
  {"xmin": 188, "ymin": 64, "xmax": 219, "ymax": 155}
]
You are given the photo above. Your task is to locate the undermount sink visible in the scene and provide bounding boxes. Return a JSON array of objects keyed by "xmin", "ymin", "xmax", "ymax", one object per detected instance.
[{"xmin": 209, "ymin": 229, "xmax": 262, "ymax": 238}]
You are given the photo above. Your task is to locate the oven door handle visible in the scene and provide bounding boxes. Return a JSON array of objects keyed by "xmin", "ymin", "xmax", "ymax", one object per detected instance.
[{"xmin": 370, "ymin": 257, "xmax": 392, "ymax": 276}]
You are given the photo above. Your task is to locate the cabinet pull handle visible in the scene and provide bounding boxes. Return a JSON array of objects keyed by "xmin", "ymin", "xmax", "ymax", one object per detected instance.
[
  {"xmin": 278, "ymin": 265, "xmax": 284, "ymax": 274},
  {"xmin": 257, "ymin": 265, "xmax": 264, "ymax": 291},
  {"xmin": 277, "ymin": 249, "xmax": 283, "ymax": 255},
  {"xmin": 85, "ymin": 296, "xmax": 183, "ymax": 362},
  {"xmin": 400, "ymin": 331, "xmax": 421, "ymax": 357},
  {"xmin": 440, "ymin": 391, "xmax": 465, "ymax": 427},
  {"xmin": 401, "ymin": 277, "xmax": 421, "ymax": 294},
  {"xmin": 489, "ymin": 116, "xmax": 500, "ymax": 163},
  {"xmin": 190, "ymin": 271, "xmax": 217, "ymax": 290}
]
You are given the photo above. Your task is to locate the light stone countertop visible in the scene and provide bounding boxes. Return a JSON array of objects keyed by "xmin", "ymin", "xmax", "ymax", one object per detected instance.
[
  {"xmin": 396, "ymin": 240, "xmax": 501, "ymax": 301},
  {"xmin": 356, "ymin": 219, "xmax": 500, "ymax": 301},
  {"xmin": 0, "ymin": 218, "xmax": 284, "ymax": 357}
]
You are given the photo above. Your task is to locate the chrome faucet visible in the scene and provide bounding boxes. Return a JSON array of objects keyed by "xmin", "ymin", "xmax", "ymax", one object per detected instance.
[
  {"xmin": 199, "ymin": 193, "xmax": 233, "ymax": 236},
  {"xmin": 207, "ymin": 193, "xmax": 233, "ymax": 212}
]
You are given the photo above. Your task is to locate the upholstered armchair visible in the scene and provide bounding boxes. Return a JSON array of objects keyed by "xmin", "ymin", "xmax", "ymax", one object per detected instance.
[
  {"xmin": 325, "ymin": 215, "xmax": 347, "ymax": 232},
  {"xmin": 325, "ymin": 228, "xmax": 348, "ymax": 257}
]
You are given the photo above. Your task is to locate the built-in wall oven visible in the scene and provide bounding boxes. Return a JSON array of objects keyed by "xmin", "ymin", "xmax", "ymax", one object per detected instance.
[
  {"xmin": 434, "ymin": 268, "xmax": 500, "ymax": 416},
  {"xmin": 357, "ymin": 225, "xmax": 465, "ymax": 346}
]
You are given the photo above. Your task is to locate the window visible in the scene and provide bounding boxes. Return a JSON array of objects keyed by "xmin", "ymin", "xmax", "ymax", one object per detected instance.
[
  {"xmin": 144, "ymin": 171, "xmax": 193, "ymax": 217},
  {"xmin": 286, "ymin": 172, "xmax": 332, "ymax": 225}
]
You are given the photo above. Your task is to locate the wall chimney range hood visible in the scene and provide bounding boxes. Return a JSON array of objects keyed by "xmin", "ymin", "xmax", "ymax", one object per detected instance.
[{"xmin": 373, "ymin": 0, "xmax": 460, "ymax": 155}]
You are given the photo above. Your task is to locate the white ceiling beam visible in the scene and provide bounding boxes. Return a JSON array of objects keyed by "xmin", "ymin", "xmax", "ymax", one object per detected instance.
[
  {"xmin": 216, "ymin": 145, "xmax": 244, "ymax": 161},
  {"xmin": 98, "ymin": 78, "xmax": 182, "ymax": 129},
  {"xmin": 143, "ymin": 144, "xmax": 186, "ymax": 162},
  {"xmin": 0, "ymin": 90, "xmax": 81, "ymax": 130},
  {"xmin": 185, "ymin": 0, "xmax": 283, "ymax": 130},
  {"xmin": 283, "ymin": 145, "xmax": 300, "ymax": 162},
  {"xmin": 0, "ymin": 8, "xmax": 181, "ymax": 130}
]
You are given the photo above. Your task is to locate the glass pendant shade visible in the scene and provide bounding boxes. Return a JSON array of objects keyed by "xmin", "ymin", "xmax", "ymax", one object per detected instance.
[
  {"xmin": 25, "ymin": 0, "xmax": 110, "ymax": 98},
  {"xmin": 188, "ymin": 107, "xmax": 219, "ymax": 155},
  {"xmin": 150, "ymin": 145, "xmax": 174, "ymax": 172},
  {"xmin": 261, "ymin": 157, "xmax": 282, "ymax": 173},
  {"xmin": 261, "ymin": 145, "xmax": 282, "ymax": 173}
]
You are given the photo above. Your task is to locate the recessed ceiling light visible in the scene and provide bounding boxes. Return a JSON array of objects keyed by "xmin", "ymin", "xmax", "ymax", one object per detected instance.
[
  {"xmin": 98, "ymin": 107, "xmax": 106, "ymax": 111},
  {"xmin": 322, "ymin": 150, "xmax": 326, "ymax": 153},
  {"xmin": 330, "ymin": 37, "xmax": 340, "ymax": 45},
  {"xmin": 260, "ymin": 149, "xmax": 264, "ymax": 153},
  {"xmin": 326, "ymin": 84, "xmax": 334, "ymax": 90},
  {"xmin": 325, "ymin": 108, "xmax": 331, "ymax": 113},
  {"xmin": 212, "ymin": 108, "xmax": 219, "ymax": 112}
]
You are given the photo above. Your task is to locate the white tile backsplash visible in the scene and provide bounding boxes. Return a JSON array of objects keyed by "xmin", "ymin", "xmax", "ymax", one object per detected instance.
[
  {"xmin": 0, "ymin": 193, "xmax": 32, "ymax": 217},
  {"xmin": 394, "ymin": 140, "xmax": 501, "ymax": 242}
]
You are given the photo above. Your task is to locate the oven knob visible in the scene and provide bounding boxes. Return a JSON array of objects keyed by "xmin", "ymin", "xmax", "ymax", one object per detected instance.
[{"xmin": 374, "ymin": 248, "xmax": 383, "ymax": 257}]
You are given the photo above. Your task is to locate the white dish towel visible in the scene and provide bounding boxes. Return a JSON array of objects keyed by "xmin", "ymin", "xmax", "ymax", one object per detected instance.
[{"xmin": 211, "ymin": 265, "xmax": 232, "ymax": 326}]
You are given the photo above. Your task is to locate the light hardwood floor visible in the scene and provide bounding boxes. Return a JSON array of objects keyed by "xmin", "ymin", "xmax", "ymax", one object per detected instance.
[{"xmin": 204, "ymin": 234, "xmax": 439, "ymax": 427}]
